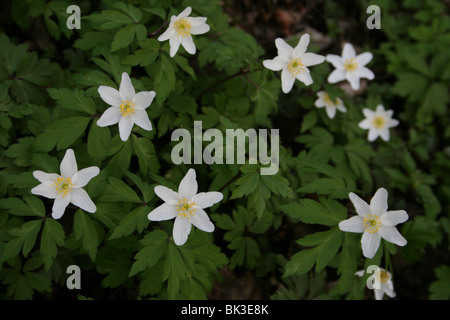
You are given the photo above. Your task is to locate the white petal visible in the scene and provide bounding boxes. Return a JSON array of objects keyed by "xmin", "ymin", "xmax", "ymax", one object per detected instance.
[
  {"xmin": 281, "ymin": 68, "xmax": 296, "ymax": 93},
  {"xmin": 190, "ymin": 21, "xmax": 210, "ymax": 35},
  {"xmin": 70, "ymin": 188, "xmax": 96, "ymax": 213},
  {"xmin": 326, "ymin": 54, "xmax": 344, "ymax": 69},
  {"xmin": 191, "ymin": 208, "xmax": 215, "ymax": 232},
  {"xmin": 72, "ymin": 167, "xmax": 100, "ymax": 188},
  {"xmin": 356, "ymin": 52, "xmax": 373, "ymax": 66},
  {"xmin": 370, "ymin": 188, "xmax": 388, "ymax": 216},
  {"xmin": 362, "ymin": 108, "xmax": 375, "ymax": 118},
  {"xmin": 346, "ymin": 72, "xmax": 361, "ymax": 90},
  {"xmin": 293, "ymin": 33, "xmax": 310, "ymax": 57},
  {"xmin": 301, "ymin": 52, "xmax": 325, "ymax": 66},
  {"xmin": 31, "ymin": 184, "xmax": 58, "ymax": 199},
  {"xmin": 379, "ymin": 128, "xmax": 391, "ymax": 141},
  {"xmin": 33, "ymin": 170, "xmax": 59, "ymax": 186},
  {"xmin": 188, "ymin": 16, "xmax": 207, "ymax": 27},
  {"xmin": 342, "ymin": 43, "xmax": 356, "ymax": 60},
  {"xmin": 361, "ymin": 231, "xmax": 381, "ymax": 259},
  {"xmin": 177, "ymin": 6, "xmax": 192, "ymax": 19},
  {"xmin": 387, "ymin": 118, "xmax": 399, "ymax": 128},
  {"xmin": 337, "ymin": 104, "xmax": 347, "ymax": 113},
  {"xmin": 173, "ymin": 216, "xmax": 191, "ymax": 246},
  {"xmin": 181, "ymin": 36, "xmax": 196, "ymax": 55},
  {"xmin": 158, "ymin": 27, "xmax": 176, "ymax": 42},
  {"xmin": 97, "ymin": 107, "xmax": 121, "ymax": 127},
  {"xmin": 325, "ymin": 105, "xmax": 337, "ymax": 119},
  {"xmin": 275, "ymin": 38, "xmax": 293, "ymax": 59},
  {"xmin": 354, "ymin": 66, "xmax": 375, "ymax": 80},
  {"xmin": 191, "ymin": 191, "xmax": 223, "ymax": 209},
  {"xmin": 263, "ymin": 57, "xmax": 287, "ymax": 71},
  {"xmin": 148, "ymin": 203, "xmax": 177, "ymax": 221},
  {"xmin": 133, "ymin": 109, "xmax": 153, "ymax": 131},
  {"xmin": 60, "ymin": 149, "xmax": 78, "ymax": 177},
  {"xmin": 368, "ymin": 129, "xmax": 379, "ymax": 142},
  {"xmin": 349, "ymin": 192, "xmax": 371, "ymax": 217},
  {"xmin": 98, "ymin": 86, "xmax": 123, "ymax": 106},
  {"xmin": 375, "ymin": 104, "xmax": 385, "ymax": 113},
  {"xmin": 52, "ymin": 196, "xmax": 70, "ymax": 220},
  {"xmin": 358, "ymin": 118, "xmax": 371, "ymax": 130},
  {"xmin": 374, "ymin": 289, "xmax": 385, "ymax": 300},
  {"xmin": 119, "ymin": 72, "xmax": 135, "ymax": 101},
  {"xmin": 314, "ymin": 98, "xmax": 326, "ymax": 108},
  {"xmin": 132, "ymin": 91, "xmax": 156, "ymax": 110},
  {"xmin": 118, "ymin": 116, "xmax": 134, "ymax": 141},
  {"xmin": 383, "ymin": 281, "xmax": 396, "ymax": 298},
  {"xmin": 327, "ymin": 69, "xmax": 346, "ymax": 83},
  {"xmin": 178, "ymin": 168, "xmax": 198, "ymax": 199},
  {"xmin": 338, "ymin": 215, "xmax": 364, "ymax": 233},
  {"xmin": 379, "ymin": 226, "xmax": 407, "ymax": 247},
  {"xmin": 154, "ymin": 186, "xmax": 180, "ymax": 205},
  {"xmin": 296, "ymin": 69, "xmax": 313, "ymax": 86},
  {"xmin": 169, "ymin": 36, "xmax": 181, "ymax": 57},
  {"xmin": 381, "ymin": 210, "xmax": 409, "ymax": 227}
]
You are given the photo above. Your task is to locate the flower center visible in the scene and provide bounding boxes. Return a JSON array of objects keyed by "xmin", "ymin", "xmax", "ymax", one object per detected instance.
[
  {"xmin": 375, "ymin": 270, "xmax": 390, "ymax": 284},
  {"xmin": 54, "ymin": 176, "xmax": 73, "ymax": 197},
  {"xmin": 176, "ymin": 198, "xmax": 197, "ymax": 220},
  {"xmin": 119, "ymin": 100, "xmax": 135, "ymax": 117},
  {"xmin": 344, "ymin": 58, "xmax": 358, "ymax": 72},
  {"xmin": 174, "ymin": 18, "xmax": 192, "ymax": 37},
  {"xmin": 371, "ymin": 116, "xmax": 385, "ymax": 129},
  {"xmin": 287, "ymin": 58, "xmax": 305, "ymax": 77},
  {"xmin": 362, "ymin": 214, "xmax": 381, "ymax": 233},
  {"xmin": 323, "ymin": 93, "xmax": 337, "ymax": 107}
]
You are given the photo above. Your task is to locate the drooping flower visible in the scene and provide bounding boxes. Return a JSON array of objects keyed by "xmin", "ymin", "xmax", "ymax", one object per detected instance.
[
  {"xmin": 263, "ymin": 33, "xmax": 325, "ymax": 93},
  {"xmin": 148, "ymin": 169, "xmax": 222, "ymax": 246},
  {"xmin": 326, "ymin": 43, "xmax": 374, "ymax": 90},
  {"xmin": 31, "ymin": 149, "xmax": 99, "ymax": 219},
  {"xmin": 358, "ymin": 104, "xmax": 399, "ymax": 142},
  {"xmin": 314, "ymin": 91, "xmax": 347, "ymax": 119},
  {"xmin": 157, "ymin": 6, "xmax": 210, "ymax": 57},
  {"xmin": 339, "ymin": 188, "xmax": 408, "ymax": 259},
  {"xmin": 355, "ymin": 267, "xmax": 396, "ymax": 300},
  {"xmin": 97, "ymin": 72, "xmax": 155, "ymax": 141}
]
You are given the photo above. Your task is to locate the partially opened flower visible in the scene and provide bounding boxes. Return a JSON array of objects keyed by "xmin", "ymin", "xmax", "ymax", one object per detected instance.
[
  {"xmin": 158, "ymin": 6, "xmax": 210, "ymax": 57},
  {"xmin": 326, "ymin": 43, "xmax": 374, "ymax": 90},
  {"xmin": 339, "ymin": 188, "xmax": 408, "ymax": 259},
  {"xmin": 148, "ymin": 169, "xmax": 222, "ymax": 246},
  {"xmin": 31, "ymin": 149, "xmax": 99, "ymax": 219},
  {"xmin": 314, "ymin": 91, "xmax": 347, "ymax": 119},
  {"xmin": 355, "ymin": 268, "xmax": 396, "ymax": 300},
  {"xmin": 97, "ymin": 72, "xmax": 155, "ymax": 141},
  {"xmin": 263, "ymin": 33, "xmax": 325, "ymax": 93},
  {"xmin": 358, "ymin": 104, "xmax": 399, "ymax": 142}
]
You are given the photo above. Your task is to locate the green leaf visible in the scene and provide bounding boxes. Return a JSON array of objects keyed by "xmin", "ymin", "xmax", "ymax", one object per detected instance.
[
  {"xmin": 2, "ymin": 220, "xmax": 42, "ymax": 261},
  {"xmin": 111, "ymin": 24, "xmax": 138, "ymax": 52},
  {"xmin": 87, "ymin": 122, "xmax": 111, "ymax": 162},
  {"xmin": 132, "ymin": 135, "xmax": 157, "ymax": 176},
  {"xmin": 40, "ymin": 219, "xmax": 65, "ymax": 271},
  {"xmin": 281, "ymin": 198, "xmax": 347, "ymax": 226},
  {"xmin": 73, "ymin": 211, "xmax": 102, "ymax": 261},
  {"xmin": 109, "ymin": 206, "xmax": 150, "ymax": 240},
  {"xmin": 129, "ymin": 230, "xmax": 168, "ymax": 276},
  {"xmin": 230, "ymin": 171, "xmax": 259, "ymax": 199},
  {"xmin": 0, "ymin": 197, "xmax": 46, "ymax": 217},
  {"xmin": 429, "ymin": 265, "xmax": 450, "ymax": 300},
  {"xmin": 101, "ymin": 177, "xmax": 142, "ymax": 203},
  {"xmin": 47, "ymin": 88, "xmax": 96, "ymax": 115}
]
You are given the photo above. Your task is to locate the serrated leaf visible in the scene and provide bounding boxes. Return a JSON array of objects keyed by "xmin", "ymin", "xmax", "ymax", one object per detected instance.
[
  {"xmin": 40, "ymin": 219, "xmax": 65, "ymax": 271},
  {"xmin": 281, "ymin": 198, "xmax": 346, "ymax": 226},
  {"xmin": 47, "ymin": 88, "xmax": 96, "ymax": 115},
  {"xmin": 129, "ymin": 230, "xmax": 168, "ymax": 276},
  {"xmin": 109, "ymin": 206, "xmax": 150, "ymax": 240},
  {"xmin": 73, "ymin": 211, "xmax": 101, "ymax": 261}
]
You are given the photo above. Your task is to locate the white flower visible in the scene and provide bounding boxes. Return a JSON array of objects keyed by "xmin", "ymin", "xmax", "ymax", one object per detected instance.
[
  {"xmin": 148, "ymin": 169, "xmax": 222, "ymax": 246},
  {"xmin": 326, "ymin": 43, "xmax": 375, "ymax": 90},
  {"xmin": 355, "ymin": 268, "xmax": 396, "ymax": 300},
  {"xmin": 157, "ymin": 6, "xmax": 210, "ymax": 57},
  {"xmin": 97, "ymin": 72, "xmax": 155, "ymax": 142},
  {"xmin": 314, "ymin": 91, "xmax": 347, "ymax": 119},
  {"xmin": 31, "ymin": 149, "xmax": 99, "ymax": 219},
  {"xmin": 358, "ymin": 104, "xmax": 399, "ymax": 142},
  {"xmin": 339, "ymin": 188, "xmax": 408, "ymax": 259},
  {"xmin": 263, "ymin": 34, "xmax": 325, "ymax": 93}
]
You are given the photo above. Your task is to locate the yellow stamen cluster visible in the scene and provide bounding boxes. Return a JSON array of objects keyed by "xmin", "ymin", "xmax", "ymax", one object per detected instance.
[
  {"xmin": 371, "ymin": 116, "xmax": 386, "ymax": 129},
  {"xmin": 375, "ymin": 269, "xmax": 390, "ymax": 284},
  {"xmin": 287, "ymin": 58, "xmax": 305, "ymax": 77},
  {"xmin": 362, "ymin": 214, "xmax": 381, "ymax": 233},
  {"xmin": 54, "ymin": 176, "xmax": 73, "ymax": 197},
  {"xmin": 344, "ymin": 58, "xmax": 358, "ymax": 72},
  {"xmin": 323, "ymin": 93, "xmax": 337, "ymax": 107},
  {"xmin": 176, "ymin": 198, "xmax": 197, "ymax": 220},
  {"xmin": 174, "ymin": 18, "xmax": 192, "ymax": 37},
  {"xmin": 119, "ymin": 100, "xmax": 135, "ymax": 117}
]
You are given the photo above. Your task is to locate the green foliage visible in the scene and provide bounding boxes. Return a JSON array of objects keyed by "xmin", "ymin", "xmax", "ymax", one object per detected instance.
[{"xmin": 0, "ymin": 0, "xmax": 448, "ymax": 301}]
